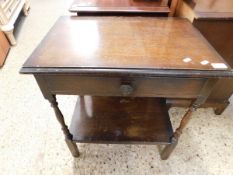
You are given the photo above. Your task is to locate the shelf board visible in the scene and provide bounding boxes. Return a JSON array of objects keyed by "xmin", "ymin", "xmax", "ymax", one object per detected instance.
[
  {"xmin": 70, "ymin": 96, "xmax": 173, "ymax": 144},
  {"xmin": 69, "ymin": 0, "xmax": 170, "ymax": 15}
]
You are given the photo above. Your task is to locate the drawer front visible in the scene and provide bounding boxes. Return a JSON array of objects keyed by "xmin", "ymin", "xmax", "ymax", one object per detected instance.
[{"xmin": 42, "ymin": 75, "xmax": 206, "ymax": 98}]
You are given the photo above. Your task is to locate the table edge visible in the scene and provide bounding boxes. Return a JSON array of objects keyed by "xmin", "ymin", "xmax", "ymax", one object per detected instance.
[{"xmin": 19, "ymin": 67, "xmax": 233, "ymax": 78}]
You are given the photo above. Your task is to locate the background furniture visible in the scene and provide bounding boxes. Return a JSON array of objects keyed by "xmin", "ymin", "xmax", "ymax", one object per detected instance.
[
  {"xmin": 0, "ymin": 31, "xmax": 10, "ymax": 66},
  {"xmin": 0, "ymin": 0, "xmax": 30, "ymax": 45},
  {"xmin": 70, "ymin": 0, "xmax": 179, "ymax": 16},
  {"xmin": 21, "ymin": 17, "xmax": 233, "ymax": 160},
  {"xmin": 174, "ymin": 0, "xmax": 233, "ymax": 114}
]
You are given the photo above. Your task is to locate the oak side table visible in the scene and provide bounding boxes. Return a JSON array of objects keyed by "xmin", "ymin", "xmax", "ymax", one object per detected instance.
[{"xmin": 20, "ymin": 16, "xmax": 233, "ymax": 160}]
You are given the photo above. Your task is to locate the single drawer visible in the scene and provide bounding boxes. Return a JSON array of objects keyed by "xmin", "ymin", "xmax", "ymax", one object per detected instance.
[{"xmin": 41, "ymin": 75, "xmax": 206, "ymax": 98}]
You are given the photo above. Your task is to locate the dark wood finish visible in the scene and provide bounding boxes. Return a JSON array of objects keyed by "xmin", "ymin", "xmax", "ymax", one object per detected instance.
[
  {"xmin": 160, "ymin": 137, "xmax": 178, "ymax": 160},
  {"xmin": 40, "ymin": 75, "xmax": 206, "ymax": 98},
  {"xmin": 70, "ymin": 96, "xmax": 173, "ymax": 144},
  {"xmin": 194, "ymin": 20, "xmax": 233, "ymax": 114},
  {"xmin": 166, "ymin": 98, "xmax": 230, "ymax": 115},
  {"xmin": 70, "ymin": 0, "xmax": 170, "ymax": 15},
  {"xmin": 161, "ymin": 78, "xmax": 218, "ymax": 159},
  {"xmin": 20, "ymin": 17, "xmax": 233, "ymax": 160},
  {"xmin": 176, "ymin": 0, "xmax": 233, "ymax": 114},
  {"xmin": 0, "ymin": 31, "xmax": 10, "ymax": 67},
  {"xmin": 22, "ymin": 17, "xmax": 229, "ymax": 73},
  {"xmin": 49, "ymin": 95, "xmax": 79, "ymax": 157}
]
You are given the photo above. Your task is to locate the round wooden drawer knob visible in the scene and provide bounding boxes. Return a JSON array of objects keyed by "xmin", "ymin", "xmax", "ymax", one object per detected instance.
[{"xmin": 120, "ymin": 84, "xmax": 134, "ymax": 96}]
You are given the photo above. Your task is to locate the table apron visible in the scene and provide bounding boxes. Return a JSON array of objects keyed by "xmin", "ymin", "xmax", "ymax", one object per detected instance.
[{"xmin": 35, "ymin": 75, "xmax": 207, "ymax": 99}]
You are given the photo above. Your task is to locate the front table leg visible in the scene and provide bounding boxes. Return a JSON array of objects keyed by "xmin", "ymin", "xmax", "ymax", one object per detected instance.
[
  {"xmin": 160, "ymin": 107, "xmax": 195, "ymax": 160},
  {"xmin": 161, "ymin": 78, "xmax": 218, "ymax": 160},
  {"xmin": 49, "ymin": 95, "xmax": 80, "ymax": 157}
]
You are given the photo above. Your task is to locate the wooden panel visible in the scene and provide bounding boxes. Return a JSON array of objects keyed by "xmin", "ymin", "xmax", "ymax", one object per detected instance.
[
  {"xmin": 70, "ymin": 0, "xmax": 169, "ymax": 9},
  {"xmin": 69, "ymin": 0, "xmax": 175, "ymax": 16},
  {"xmin": 42, "ymin": 75, "xmax": 205, "ymax": 98},
  {"xmin": 71, "ymin": 0, "xmax": 169, "ymax": 7},
  {"xmin": 0, "ymin": 31, "xmax": 10, "ymax": 66},
  {"xmin": 192, "ymin": 20, "xmax": 233, "ymax": 104},
  {"xmin": 70, "ymin": 0, "xmax": 170, "ymax": 14},
  {"xmin": 70, "ymin": 96, "xmax": 173, "ymax": 144},
  {"xmin": 70, "ymin": 6, "xmax": 170, "ymax": 15},
  {"xmin": 23, "ymin": 16, "xmax": 229, "ymax": 71},
  {"xmin": 193, "ymin": 20, "xmax": 233, "ymax": 67}
]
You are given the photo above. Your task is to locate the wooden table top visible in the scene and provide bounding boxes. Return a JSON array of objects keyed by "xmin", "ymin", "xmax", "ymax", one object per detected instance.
[{"xmin": 21, "ymin": 16, "xmax": 232, "ymax": 77}]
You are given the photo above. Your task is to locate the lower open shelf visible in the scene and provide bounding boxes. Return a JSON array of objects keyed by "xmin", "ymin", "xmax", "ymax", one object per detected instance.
[{"xmin": 70, "ymin": 96, "xmax": 173, "ymax": 144}]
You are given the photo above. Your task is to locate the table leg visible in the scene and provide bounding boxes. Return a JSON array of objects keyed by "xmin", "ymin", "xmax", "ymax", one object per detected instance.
[
  {"xmin": 161, "ymin": 78, "xmax": 218, "ymax": 160},
  {"xmin": 49, "ymin": 95, "xmax": 80, "ymax": 157},
  {"xmin": 160, "ymin": 107, "xmax": 194, "ymax": 160}
]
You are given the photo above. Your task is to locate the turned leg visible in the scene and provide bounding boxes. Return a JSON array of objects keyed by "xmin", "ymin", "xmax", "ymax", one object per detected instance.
[
  {"xmin": 160, "ymin": 107, "xmax": 194, "ymax": 160},
  {"xmin": 4, "ymin": 29, "xmax": 16, "ymax": 46},
  {"xmin": 49, "ymin": 95, "xmax": 79, "ymax": 157},
  {"xmin": 160, "ymin": 79, "xmax": 218, "ymax": 160},
  {"xmin": 23, "ymin": 1, "xmax": 30, "ymax": 16}
]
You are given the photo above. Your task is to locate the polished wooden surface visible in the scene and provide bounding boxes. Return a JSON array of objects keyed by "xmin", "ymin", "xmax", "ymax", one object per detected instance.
[
  {"xmin": 0, "ymin": 31, "xmax": 10, "ymax": 67},
  {"xmin": 22, "ymin": 16, "xmax": 229, "ymax": 72},
  {"xmin": 21, "ymin": 16, "xmax": 233, "ymax": 159},
  {"xmin": 70, "ymin": 0, "xmax": 170, "ymax": 14},
  {"xmin": 70, "ymin": 96, "xmax": 173, "ymax": 144}
]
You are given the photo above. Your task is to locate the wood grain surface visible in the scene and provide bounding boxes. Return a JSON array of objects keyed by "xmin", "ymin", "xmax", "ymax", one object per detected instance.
[
  {"xmin": 70, "ymin": 96, "xmax": 173, "ymax": 144},
  {"xmin": 22, "ymin": 16, "xmax": 229, "ymax": 71}
]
